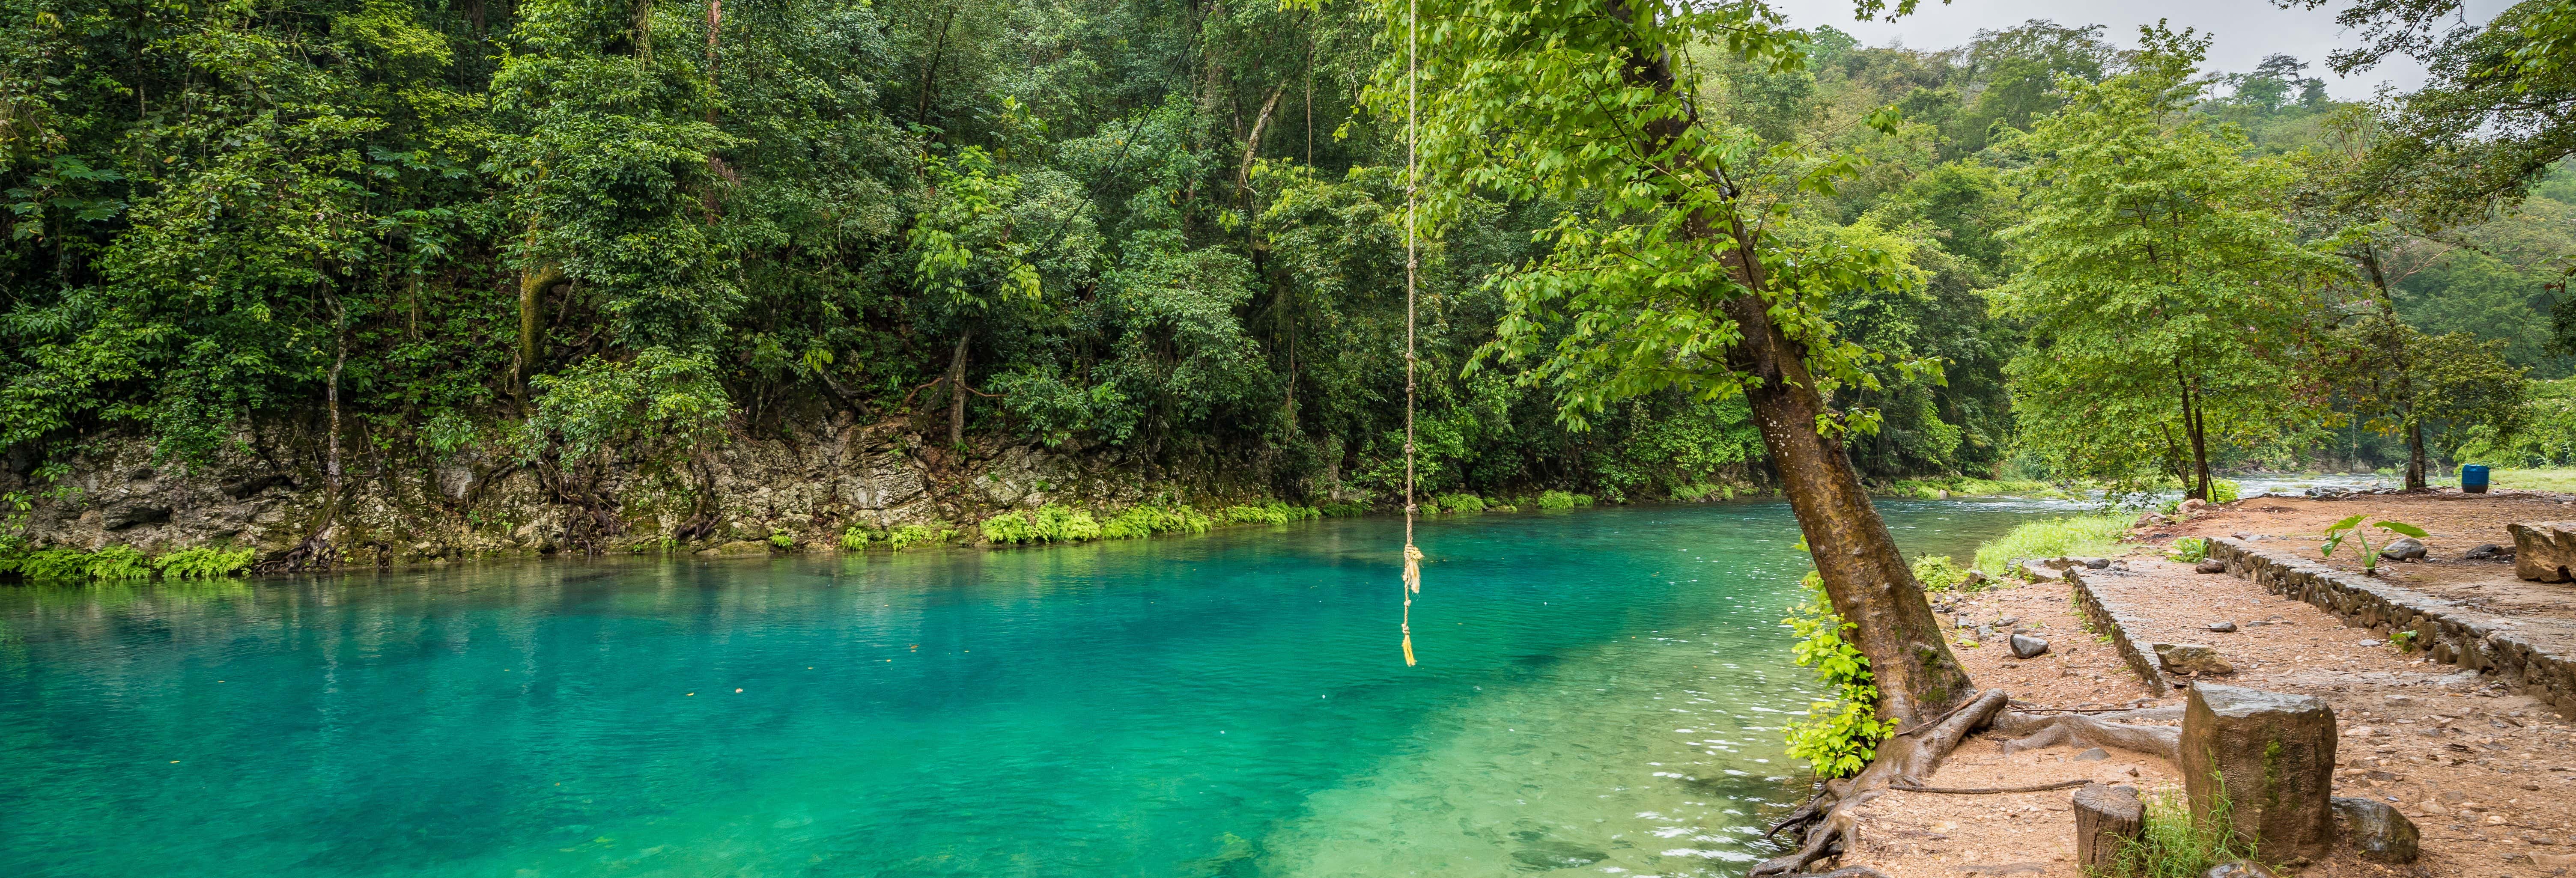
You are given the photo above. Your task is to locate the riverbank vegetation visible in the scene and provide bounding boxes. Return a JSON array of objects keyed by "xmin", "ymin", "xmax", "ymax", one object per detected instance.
[{"xmin": 7, "ymin": 0, "xmax": 2571, "ymax": 568}]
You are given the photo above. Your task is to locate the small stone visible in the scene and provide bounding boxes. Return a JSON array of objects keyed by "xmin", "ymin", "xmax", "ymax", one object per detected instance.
[
  {"xmin": 2203, "ymin": 859, "xmax": 2275, "ymax": 878},
  {"xmin": 1957, "ymin": 615, "xmax": 1977, "ymax": 629},
  {"xmin": 2333, "ymin": 796, "xmax": 2421, "ymax": 863},
  {"xmin": 2078, "ymin": 557, "xmax": 2111, "ymax": 569},
  {"xmin": 2464, "ymin": 543, "xmax": 2508, "ymax": 560},
  {"xmin": 2073, "ymin": 747, "xmax": 2110, "ymax": 762},
  {"xmin": 2010, "ymin": 634, "xmax": 2050, "ymax": 659},
  {"xmin": 2155, "ymin": 643, "xmax": 2236, "ymax": 676},
  {"xmin": 1978, "ymin": 624, "xmax": 1997, "ymax": 638},
  {"xmin": 2208, "ymin": 622, "xmax": 2238, "ymax": 633},
  {"xmin": 2195, "ymin": 559, "xmax": 2227, "ymax": 574},
  {"xmin": 2381, "ymin": 537, "xmax": 2428, "ymax": 561},
  {"xmin": 2358, "ymin": 639, "xmax": 2384, "ymax": 647},
  {"xmin": 2385, "ymin": 694, "xmax": 2414, "ymax": 705},
  {"xmin": 1996, "ymin": 616, "xmax": 2019, "ymax": 627}
]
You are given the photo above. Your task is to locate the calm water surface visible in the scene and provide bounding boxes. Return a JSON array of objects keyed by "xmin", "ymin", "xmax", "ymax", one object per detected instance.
[{"xmin": 0, "ymin": 499, "xmax": 2074, "ymax": 877}]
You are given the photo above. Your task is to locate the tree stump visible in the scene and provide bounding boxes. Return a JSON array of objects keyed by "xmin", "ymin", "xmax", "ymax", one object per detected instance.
[
  {"xmin": 2182, "ymin": 684, "xmax": 2337, "ymax": 860},
  {"xmin": 2507, "ymin": 521, "xmax": 2576, "ymax": 583},
  {"xmin": 2072, "ymin": 783, "xmax": 2143, "ymax": 868}
]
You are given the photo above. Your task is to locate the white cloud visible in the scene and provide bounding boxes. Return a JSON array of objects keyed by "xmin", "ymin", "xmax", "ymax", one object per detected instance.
[{"xmin": 1768, "ymin": 0, "xmax": 2515, "ymax": 101}]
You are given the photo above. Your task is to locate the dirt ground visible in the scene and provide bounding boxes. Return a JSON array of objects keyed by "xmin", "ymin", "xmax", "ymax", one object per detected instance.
[{"xmin": 1837, "ymin": 488, "xmax": 2576, "ymax": 878}]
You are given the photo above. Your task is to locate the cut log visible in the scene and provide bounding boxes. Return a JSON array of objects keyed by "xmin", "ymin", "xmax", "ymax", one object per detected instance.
[
  {"xmin": 2182, "ymin": 684, "xmax": 2337, "ymax": 860},
  {"xmin": 2073, "ymin": 783, "xmax": 2144, "ymax": 869},
  {"xmin": 2507, "ymin": 521, "xmax": 2576, "ymax": 583}
]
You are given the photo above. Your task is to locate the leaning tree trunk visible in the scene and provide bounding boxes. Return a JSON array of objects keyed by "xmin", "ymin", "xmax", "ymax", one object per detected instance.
[{"xmin": 1719, "ymin": 223, "xmax": 1975, "ymax": 726}]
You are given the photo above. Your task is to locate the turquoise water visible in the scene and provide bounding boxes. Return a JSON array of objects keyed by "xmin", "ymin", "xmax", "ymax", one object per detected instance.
[{"xmin": 0, "ymin": 500, "xmax": 2066, "ymax": 877}]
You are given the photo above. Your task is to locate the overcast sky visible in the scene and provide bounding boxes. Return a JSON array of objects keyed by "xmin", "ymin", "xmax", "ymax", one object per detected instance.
[{"xmin": 1769, "ymin": 0, "xmax": 2515, "ymax": 101}]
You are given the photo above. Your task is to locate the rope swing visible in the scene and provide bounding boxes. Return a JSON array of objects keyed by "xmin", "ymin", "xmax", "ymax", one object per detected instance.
[{"xmin": 1400, "ymin": 0, "xmax": 1421, "ymax": 668}]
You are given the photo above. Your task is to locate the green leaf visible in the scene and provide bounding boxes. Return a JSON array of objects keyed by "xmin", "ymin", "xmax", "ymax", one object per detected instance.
[{"xmin": 2376, "ymin": 521, "xmax": 2429, "ymax": 539}]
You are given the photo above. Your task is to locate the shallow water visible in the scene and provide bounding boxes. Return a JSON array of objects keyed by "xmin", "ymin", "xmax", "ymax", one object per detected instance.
[{"xmin": 0, "ymin": 500, "xmax": 2069, "ymax": 877}]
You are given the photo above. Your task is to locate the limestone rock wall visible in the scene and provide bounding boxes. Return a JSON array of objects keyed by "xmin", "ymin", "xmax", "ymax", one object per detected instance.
[{"xmin": 0, "ymin": 416, "xmax": 1251, "ymax": 568}]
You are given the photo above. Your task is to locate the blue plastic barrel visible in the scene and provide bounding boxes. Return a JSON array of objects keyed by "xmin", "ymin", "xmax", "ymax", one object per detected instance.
[{"xmin": 2461, "ymin": 464, "xmax": 2490, "ymax": 494}]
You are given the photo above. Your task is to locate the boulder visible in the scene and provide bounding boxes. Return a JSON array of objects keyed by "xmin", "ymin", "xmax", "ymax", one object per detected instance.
[
  {"xmin": 2072, "ymin": 783, "xmax": 2143, "ymax": 869},
  {"xmin": 2010, "ymin": 634, "xmax": 2050, "ymax": 659},
  {"xmin": 2380, "ymin": 537, "xmax": 2427, "ymax": 561},
  {"xmin": 2194, "ymin": 559, "xmax": 2227, "ymax": 574},
  {"xmin": 2332, "ymin": 796, "xmax": 2420, "ymax": 863},
  {"xmin": 2153, "ymin": 643, "xmax": 2236, "ymax": 676},
  {"xmin": 2508, "ymin": 521, "xmax": 2576, "ymax": 582},
  {"xmin": 2179, "ymin": 498, "xmax": 2211, "ymax": 514},
  {"xmin": 2203, "ymin": 862, "xmax": 2275, "ymax": 878},
  {"xmin": 2182, "ymin": 685, "xmax": 2338, "ymax": 860}
]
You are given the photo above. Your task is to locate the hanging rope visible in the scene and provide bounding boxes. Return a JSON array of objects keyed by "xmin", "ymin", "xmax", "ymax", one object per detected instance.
[{"xmin": 1401, "ymin": 0, "xmax": 1420, "ymax": 668}]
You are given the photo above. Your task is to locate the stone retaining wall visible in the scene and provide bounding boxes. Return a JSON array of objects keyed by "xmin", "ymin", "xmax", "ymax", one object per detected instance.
[
  {"xmin": 2209, "ymin": 537, "xmax": 2576, "ymax": 718},
  {"xmin": 2059, "ymin": 565, "xmax": 2171, "ymax": 696}
]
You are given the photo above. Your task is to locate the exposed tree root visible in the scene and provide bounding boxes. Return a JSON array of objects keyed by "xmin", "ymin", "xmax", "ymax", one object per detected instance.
[
  {"xmin": 1990, "ymin": 707, "xmax": 2180, "ymax": 760},
  {"xmin": 1891, "ymin": 779, "xmax": 2091, "ymax": 795},
  {"xmin": 1751, "ymin": 688, "xmax": 2012, "ymax": 876}
]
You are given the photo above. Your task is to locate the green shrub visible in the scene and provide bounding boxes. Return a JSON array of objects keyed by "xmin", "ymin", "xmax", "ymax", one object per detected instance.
[
  {"xmin": 1217, "ymin": 502, "xmax": 1319, "ymax": 526},
  {"xmin": 886, "ymin": 524, "xmax": 956, "ymax": 551},
  {"xmin": 1434, "ymin": 493, "xmax": 1487, "ymax": 513},
  {"xmin": 983, "ymin": 504, "xmax": 1109, "ymax": 545},
  {"xmin": 18, "ymin": 548, "xmax": 93, "ymax": 580},
  {"xmin": 2167, "ymin": 537, "xmax": 2209, "ymax": 563},
  {"xmin": 1536, "ymin": 490, "xmax": 1580, "ymax": 510},
  {"xmin": 1782, "ymin": 572, "xmax": 1893, "ymax": 777},
  {"xmin": 84, "ymin": 546, "xmax": 153, "ymax": 581},
  {"xmin": 1318, "ymin": 501, "xmax": 1369, "ymax": 518},
  {"xmin": 2209, "ymin": 479, "xmax": 2240, "ymax": 504},
  {"xmin": 1911, "ymin": 555, "xmax": 1969, "ymax": 592},
  {"xmin": 838, "ymin": 525, "xmax": 876, "ymax": 551},
  {"xmin": 1032, "ymin": 505, "xmax": 1101, "ymax": 542},
  {"xmin": 2112, "ymin": 782, "xmax": 2255, "ymax": 878},
  {"xmin": 768, "ymin": 531, "xmax": 795, "ymax": 548},
  {"xmin": 1100, "ymin": 505, "xmax": 1214, "ymax": 539},
  {"xmin": 1971, "ymin": 514, "xmax": 2131, "ymax": 577},
  {"xmin": 153, "ymin": 547, "xmax": 254, "ymax": 579},
  {"xmin": 979, "ymin": 510, "xmax": 1040, "ymax": 544}
]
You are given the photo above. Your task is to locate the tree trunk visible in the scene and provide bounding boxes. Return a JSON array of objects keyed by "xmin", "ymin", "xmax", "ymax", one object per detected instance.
[
  {"xmin": 1719, "ymin": 222, "xmax": 1975, "ymax": 725},
  {"xmin": 2407, "ymin": 418, "xmax": 2428, "ymax": 490},
  {"xmin": 946, "ymin": 332, "xmax": 972, "ymax": 447},
  {"xmin": 516, "ymin": 263, "xmax": 564, "ymax": 393},
  {"xmin": 2180, "ymin": 378, "xmax": 2211, "ymax": 500}
]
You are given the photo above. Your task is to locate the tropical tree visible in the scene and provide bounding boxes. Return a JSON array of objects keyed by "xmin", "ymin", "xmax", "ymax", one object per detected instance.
[
  {"xmin": 1397, "ymin": 0, "xmax": 1970, "ymax": 719},
  {"xmin": 1992, "ymin": 27, "xmax": 2346, "ymax": 500}
]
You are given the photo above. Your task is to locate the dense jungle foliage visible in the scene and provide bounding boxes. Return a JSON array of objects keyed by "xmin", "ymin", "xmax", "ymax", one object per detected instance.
[{"xmin": 3, "ymin": 0, "xmax": 2573, "ymax": 504}]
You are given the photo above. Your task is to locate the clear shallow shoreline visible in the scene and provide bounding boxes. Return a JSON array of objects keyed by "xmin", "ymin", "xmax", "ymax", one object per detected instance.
[{"xmin": 1, "ymin": 501, "xmax": 2066, "ymax": 877}]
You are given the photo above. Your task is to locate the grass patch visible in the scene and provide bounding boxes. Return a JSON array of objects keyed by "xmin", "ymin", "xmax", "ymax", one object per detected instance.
[
  {"xmin": 1971, "ymin": 514, "xmax": 2131, "ymax": 577},
  {"xmin": 2490, "ymin": 467, "xmax": 2576, "ymax": 492},
  {"xmin": 1911, "ymin": 554, "xmax": 1974, "ymax": 591},
  {"xmin": 2110, "ymin": 783, "xmax": 2257, "ymax": 878}
]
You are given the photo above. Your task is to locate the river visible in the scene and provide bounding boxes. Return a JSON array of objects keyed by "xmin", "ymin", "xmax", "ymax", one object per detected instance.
[{"xmin": 0, "ymin": 497, "xmax": 2082, "ymax": 877}]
